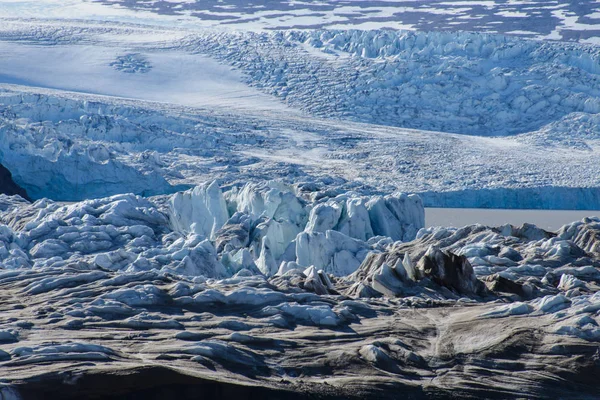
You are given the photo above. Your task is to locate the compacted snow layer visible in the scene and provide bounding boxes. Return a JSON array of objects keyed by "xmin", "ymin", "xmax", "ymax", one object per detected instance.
[
  {"xmin": 0, "ymin": 40, "xmax": 291, "ymax": 112},
  {"xmin": 1, "ymin": 191, "xmax": 600, "ymax": 398}
]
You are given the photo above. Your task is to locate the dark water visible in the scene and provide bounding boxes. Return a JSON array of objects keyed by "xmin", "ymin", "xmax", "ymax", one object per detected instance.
[{"xmin": 426, "ymin": 207, "xmax": 600, "ymax": 231}]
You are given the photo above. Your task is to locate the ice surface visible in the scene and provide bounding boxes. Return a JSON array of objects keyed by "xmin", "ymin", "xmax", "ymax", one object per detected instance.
[
  {"xmin": 0, "ymin": 183, "xmax": 424, "ymax": 280},
  {"xmin": 2, "ymin": 206, "xmax": 600, "ymax": 397},
  {"xmin": 5, "ymin": 0, "xmax": 600, "ymax": 44},
  {"xmin": 1, "ymin": 195, "xmax": 600, "ymax": 398},
  {"xmin": 198, "ymin": 29, "xmax": 600, "ymax": 136},
  {"xmin": 1, "ymin": 7, "xmax": 600, "ymax": 398},
  {"xmin": 2, "ymin": 23, "xmax": 600, "ymax": 208},
  {"xmin": 169, "ymin": 182, "xmax": 229, "ymax": 240}
]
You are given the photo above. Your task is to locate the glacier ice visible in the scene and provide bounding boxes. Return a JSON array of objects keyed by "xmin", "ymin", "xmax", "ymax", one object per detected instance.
[
  {"xmin": 2, "ymin": 189, "xmax": 600, "ymax": 398},
  {"xmin": 1, "ymin": 24, "xmax": 600, "ymax": 209},
  {"xmin": 0, "ymin": 182, "xmax": 425, "ymax": 280},
  {"xmin": 168, "ymin": 181, "xmax": 229, "ymax": 240},
  {"xmin": 195, "ymin": 29, "xmax": 600, "ymax": 136},
  {"xmin": 1, "ymin": 17, "xmax": 600, "ymax": 399}
]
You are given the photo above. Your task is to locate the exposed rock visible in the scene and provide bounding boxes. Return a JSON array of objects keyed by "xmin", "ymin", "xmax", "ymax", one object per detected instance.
[
  {"xmin": 417, "ymin": 247, "xmax": 487, "ymax": 296},
  {"xmin": 483, "ymin": 274, "xmax": 529, "ymax": 299}
]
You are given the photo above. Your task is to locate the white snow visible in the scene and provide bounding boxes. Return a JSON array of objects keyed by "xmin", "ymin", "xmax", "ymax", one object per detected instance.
[
  {"xmin": 0, "ymin": 40, "xmax": 291, "ymax": 112},
  {"xmin": 3, "ymin": 0, "xmax": 600, "ymax": 45}
]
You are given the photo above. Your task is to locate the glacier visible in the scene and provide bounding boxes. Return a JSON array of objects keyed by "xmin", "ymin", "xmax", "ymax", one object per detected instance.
[
  {"xmin": 1, "ymin": 3, "xmax": 600, "ymax": 399},
  {"xmin": 0, "ymin": 182, "xmax": 424, "ymax": 278},
  {"xmin": 1, "ymin": 22, "xmax": 600, "ymax": 209},
  {"xmin": 197, "ymin": 29, "xmax": 600, "ymax": 136}
]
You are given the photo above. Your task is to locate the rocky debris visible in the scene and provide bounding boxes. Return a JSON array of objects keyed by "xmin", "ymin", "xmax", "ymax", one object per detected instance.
[
  {"xmin": 347, "ymin": 244, "xmax": 489, "ymax": 299},
  {"xmin": 0, "ymin": 262, "xmax": 599, "ymax": 399},
  {"xmin": 558, "ymin": 217, "xmax": 600, "ymax": 254},
  {"xmin": 482, "ymin": 274, "xmax": 530, "ymax": 299}
]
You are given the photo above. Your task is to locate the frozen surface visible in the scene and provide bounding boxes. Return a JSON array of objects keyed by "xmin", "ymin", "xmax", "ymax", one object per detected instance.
[
  {"xmin": 0, "ymin": 182, "xmax": 423, "ymax": 277},
  {"xmin": 202, "ymin": 29, "xmax": 600, "ymax": 136},
  {"xmin": 426, "ymin": 208, "xmax": 600, "ymax": 231},
  {"xmin": 1, "ymin": 3, "xmax": 600, "ymax": 398},
  {"xmin": 0, "ymin": 21, "xmax": 600, "ymax": 209},
  {"xmin": 0, "ymin": 40, "xmax": 291, "ymax": 112},
  {"xmin": 1, "ymin": 21, "xmax": 600, "ymax": 208},
  {"xmin": 1, "ymin": 191, "xmax": 600, "ymax": 398},
  {"xmin": 2, "ymin": 83, "xmax": 600, "ymax": 208}
]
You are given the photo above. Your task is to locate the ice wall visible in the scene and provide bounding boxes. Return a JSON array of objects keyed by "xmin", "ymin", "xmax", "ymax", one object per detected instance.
[{"xmin": 166, "ymin": 181, "xmax": 425, "ymax": 277}]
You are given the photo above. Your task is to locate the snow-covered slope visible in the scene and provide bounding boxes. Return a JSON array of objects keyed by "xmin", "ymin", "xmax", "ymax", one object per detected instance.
[{"xmin": 0, "ymin": 39, "xmax": 291, "ymax": 112}]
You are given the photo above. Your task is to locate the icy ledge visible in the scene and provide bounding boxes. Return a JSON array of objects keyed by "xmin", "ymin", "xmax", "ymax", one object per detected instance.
[{"xmin": 0, "ymin": 181, "xmax": 424, "ymax": 279}]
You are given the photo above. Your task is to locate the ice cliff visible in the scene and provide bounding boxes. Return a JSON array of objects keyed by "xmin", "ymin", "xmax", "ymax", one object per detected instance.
[{"xmin": 0, "ymin": 182, "xmax": 424, "ymax": 279}]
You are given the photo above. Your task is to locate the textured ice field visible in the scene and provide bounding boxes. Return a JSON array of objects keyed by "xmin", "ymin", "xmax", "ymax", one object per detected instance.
[
  {"xmin": 2, "ymin": 2, "xmax": 600, "ymax": 398},
  {"xmin": 2, "ymin": 20, "xmax": 600, "ymax": 208},
  {"xmin": 1, "ymin": 183, "xmax": 600, "ymax": 399}
]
